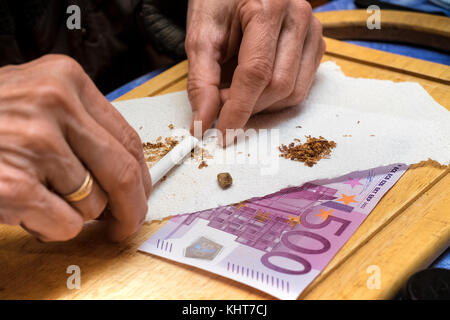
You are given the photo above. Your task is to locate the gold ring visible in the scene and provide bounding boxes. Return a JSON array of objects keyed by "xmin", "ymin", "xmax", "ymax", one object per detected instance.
[{"xmin": 63, "ymin": 171, "xmax": 94, "ymax": 202}]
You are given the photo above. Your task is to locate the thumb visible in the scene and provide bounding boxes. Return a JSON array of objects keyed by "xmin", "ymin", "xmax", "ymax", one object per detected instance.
[{"xmin": 186, "ymin": 45, "xmax": 222, "ymax": 135}]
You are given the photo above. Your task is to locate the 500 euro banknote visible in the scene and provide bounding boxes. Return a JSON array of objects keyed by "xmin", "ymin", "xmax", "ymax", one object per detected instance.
[{"xmin": 139, "ymin": 164, "xmax": 407, "ymax": 299}]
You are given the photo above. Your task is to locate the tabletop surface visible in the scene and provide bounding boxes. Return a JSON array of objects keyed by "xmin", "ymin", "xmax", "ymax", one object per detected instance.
[{"xmin": 0, "ymin": 36, "xmax": 449, "ymax": 299}]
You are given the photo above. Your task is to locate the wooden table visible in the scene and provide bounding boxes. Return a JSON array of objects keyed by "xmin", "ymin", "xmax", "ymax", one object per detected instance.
[{"xmin": 1, "ymin": 12, "xmax": 449, "ymax": 300}]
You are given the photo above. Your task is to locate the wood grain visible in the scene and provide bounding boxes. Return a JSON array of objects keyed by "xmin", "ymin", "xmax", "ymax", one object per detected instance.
[
  {"xmin": 315, "ymin": 10, "xmax": 450, "ymax": 52},
  {"xmin": 303, "ymin": 172, "xmax": 450, "ymax": 299},
  {"xmin": 1, "ymin": 14, "xmax": 449, "ymax": 299}
]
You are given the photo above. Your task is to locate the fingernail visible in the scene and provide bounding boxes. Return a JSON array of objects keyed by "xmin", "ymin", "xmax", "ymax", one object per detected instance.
[
  {"xmin": 191, "ymin": 120, "xmax": 204, "ymax": 139},
  {"xmin": 190, "ymin": 111, "xmax": 198, "ymax": 135},
  {"xmin": 217, "ymin": 132, "xmax": 225, "ymax": 148},
  {"xmin": 217, "ymin": 129, "xmax": 235, "ymax": 148}
]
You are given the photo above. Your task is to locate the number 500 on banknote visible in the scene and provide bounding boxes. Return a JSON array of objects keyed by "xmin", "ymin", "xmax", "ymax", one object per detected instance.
[{"xmin": 140, "ymin": 164, "xmax": 406, "ymax": 299}]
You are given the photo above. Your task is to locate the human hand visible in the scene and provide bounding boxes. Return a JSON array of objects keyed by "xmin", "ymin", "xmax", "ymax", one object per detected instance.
[
  {"xmin": 186, "ymin": 0, "xmax": 325, "ymax": 144},
  {"xmin": 0, "ymin": 55, "xmax": 151, "ymax": 242}
]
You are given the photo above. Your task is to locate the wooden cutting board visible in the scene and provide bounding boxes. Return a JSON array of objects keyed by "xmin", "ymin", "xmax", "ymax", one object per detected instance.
[{"xmin": 0, "ymin": 13, "xmax": 449, "ymax": 299}]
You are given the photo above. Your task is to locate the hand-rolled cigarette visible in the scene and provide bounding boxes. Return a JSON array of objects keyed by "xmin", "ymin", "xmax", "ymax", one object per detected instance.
[{"xmin": 150, "ymin": 135, "xmax": 199, "ymax": 186}]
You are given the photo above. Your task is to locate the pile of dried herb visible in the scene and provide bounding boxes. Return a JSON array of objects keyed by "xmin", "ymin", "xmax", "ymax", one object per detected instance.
[
  {"xmin": 191, "ymin": 147, "xmax": 213, "ymax": 169},
  {"xmin": 279, "ymin": 135, "xmax": 336, "ymax": 167},
  {"xmin": 142, "ymin": 136, "xmax": 179, "ymax": 168},
  {"xmin": 191, "ymin": 147, "xmax": 213, "ymax": 162}
]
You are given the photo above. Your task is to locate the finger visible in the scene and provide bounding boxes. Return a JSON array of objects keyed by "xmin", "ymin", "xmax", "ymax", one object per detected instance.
[
  {"xmin": 20, "ymin": 183, "xmax": 84, "ymax": 242},
  {"xmin": 64, "ymin": 101, "xmax": 148, "ymax": 242},
  {"xmin": 216, "ymin": 8, "xmax": 284, "ymax": 142},
  {"xmin": 43, "ymin": 130, "xmax": 108, "ymax": 221},
  {"xmin": 20, "ymin": 222, "xmax": 46, "ymax": 240},
  {"xmin": 220, "ymin": 88, "xmax": 230, "ymax": 104},
  {"xmin": 185, "ymin": 33, "xmax": 223, "ymax": 135},
  {"xmin": 253, "ymin": 2, "xmax": 312, "ymax": 113},
  {"xmin": 74, "ymin": 73, "xmax": 152, "ymax": 199},
  {"xmin": 265, "ymin": 17, "xmax": 325, "ymax": 112}
]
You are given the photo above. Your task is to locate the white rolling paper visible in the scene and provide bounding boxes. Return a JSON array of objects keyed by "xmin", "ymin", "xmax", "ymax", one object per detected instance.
[
  {"xmin": 113, "ymin": 61, "xmax": 450, "ymax": 220},
  {"xmin": 149, "ymin": 135, "xmax": 199, "ymax": 186}
]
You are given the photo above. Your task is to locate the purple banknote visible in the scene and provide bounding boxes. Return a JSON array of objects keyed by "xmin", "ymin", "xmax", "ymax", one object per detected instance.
[{"xmin": 139, "ymin": 164, "xmax": 407, "ymax": 299}]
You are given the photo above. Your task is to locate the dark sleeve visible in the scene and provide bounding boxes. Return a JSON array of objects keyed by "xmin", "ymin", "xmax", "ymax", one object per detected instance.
[{"xmin": 137, "ymin": 0, "xmax": 188, "ymax": 60}]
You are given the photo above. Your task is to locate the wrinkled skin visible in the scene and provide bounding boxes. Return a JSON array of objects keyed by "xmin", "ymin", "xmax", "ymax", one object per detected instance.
[
  {"xmin": 0, "ymin": 0, "xmax": 324, "ymax": 242},
  {"xmin": 186, "ymin": 0, "xmax": 325, "ymax": 143},
  {"xmin": 0, "ymin": 55, "xmax": 151, "ymax": 242}
]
